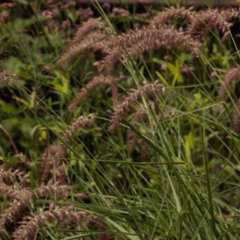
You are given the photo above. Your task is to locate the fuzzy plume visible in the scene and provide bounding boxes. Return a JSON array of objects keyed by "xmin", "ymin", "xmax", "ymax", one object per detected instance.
[
  {"xmin": 39, "ymin": 143, "xmax": 67, "ymax": 185},
  {"xmin": 11, "ymin": 206, "xmax": 97, "ymax": 240},
  {"xmin": 98, "ymin": 26, "xmax": 200, "ymax": 76},
  {"xmin": 0, "ymin": 189, "xmax": 32, "ymax": 233},
  {"xmin": 127, "ymin": 27, "xmax": 200, "ymax": 58},
  {"xmin": 112, "ymin": 7, "xmax": 130, "ymax": 17},
  {"xmin": 57, "ymin": 17, "xmax": 109, "ymax": 66},
  {"xmin": 218, "ymin": 67, "xmax": 240, "ymax": 100},
  {"xmin": 73, "ymin": 17, "xmax": 105, "ymax": 42},
  {"xmin": 0, "ymin": 166, "xmax": 28, "ymax": 186},
  {"xmin": 66, "ymin": 6, "xmax": 240, "ymax": 112},
  {"xmin": 0, "ymin": 183, "xmax": 73, "ymax": 232},
  {"xmin": 0, "ymin": 183, "xmax": 20, "ymax": 200},
  {"xmin": 187, "ymin": 7, "xmax": 240, "ymax": 42},
  {"xmin": 39, "ymin": 114, "xmax": 95, "ymax": 184},
  {"xmin": 149, "ymin": 5, "xmax": 195, "ymax": 29},
  {"xmin": 62, "ymin": 113, "xmax": 95, "ymax": 142},
  {"xmin": 108, "ymin": 80, "xmax": 165, "ymax": 134},
  {"xmin": 0, "ymin": 69, "xmax": 19, "ymax": 86},
  {"xmin": 57, "ymin": 32, "xmax": 108, "ymax": 66},
  {"xmin": 68, "ymin": 75, "xmax": 112, "ymax": 110}
]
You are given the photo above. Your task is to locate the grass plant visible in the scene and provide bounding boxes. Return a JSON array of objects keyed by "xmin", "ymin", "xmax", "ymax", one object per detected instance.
[{"xmin": 1, "ymin": 1, "xmax": 240, "ymax": 239}]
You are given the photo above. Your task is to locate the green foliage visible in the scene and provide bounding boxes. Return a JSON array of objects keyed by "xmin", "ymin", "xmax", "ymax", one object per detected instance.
[{"xmin": 1, "ymin": 1, "xmax": 240, "ymax": 240}]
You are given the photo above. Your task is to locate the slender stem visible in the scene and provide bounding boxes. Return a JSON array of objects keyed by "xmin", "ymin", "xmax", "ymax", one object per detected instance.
[{"xmin": 0, "ymin": 125, "xmax": 19, "ymax": 155}]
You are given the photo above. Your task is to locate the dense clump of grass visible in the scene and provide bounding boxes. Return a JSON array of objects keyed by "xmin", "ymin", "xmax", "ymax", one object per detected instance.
[{"xmin": 1, "ymin": 1, "xmax": 240, "ymax": 239}]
